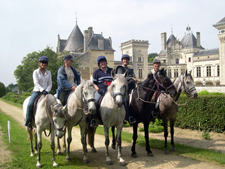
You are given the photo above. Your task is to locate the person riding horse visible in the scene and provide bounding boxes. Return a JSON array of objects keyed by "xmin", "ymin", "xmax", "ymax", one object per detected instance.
[
  {"xmin": 90, "ymin": 55, "xmax": 113, "ymax": 127},
  {"xmin": 151, "ymin": 58, "xmax": 161, "ymax": 118},
  {"xmin": 115, "ymin": 54, "xmax": 137, "ymax": 125},
  {"xmin": 56, "ymin": 54, "xmax": 81, "ymax": 106},
  {"xmin": 25, "ymin": 56, "xmax": 52, "ymax": 130}
]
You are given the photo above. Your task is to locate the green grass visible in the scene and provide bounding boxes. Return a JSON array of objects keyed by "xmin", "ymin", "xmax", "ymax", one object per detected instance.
[
  {"xmin": 0, "ymin": 111, "xmax": 96, "ymax": 169},
  {"xmin": 95, "ymin": 126, "xmax": 225, "ymax": 166}
]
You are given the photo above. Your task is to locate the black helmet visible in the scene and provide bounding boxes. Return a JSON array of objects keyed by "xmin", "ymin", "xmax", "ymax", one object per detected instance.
[
  {"xmin": 97, "ymin": 55, "xmax": 107, "ymax": 65},
  {"xmin": 38, "ymin": 56, "xmax": 49, "ymax": 63},
  {"xmin": 121, "ymin": 54, "xmax": 130, "ymax": 60}
]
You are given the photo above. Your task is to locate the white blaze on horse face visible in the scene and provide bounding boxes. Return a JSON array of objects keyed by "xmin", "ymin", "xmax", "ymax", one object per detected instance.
[{"xmin": 112, "ymin": 77, "xmax": 126, "ymax": 107}]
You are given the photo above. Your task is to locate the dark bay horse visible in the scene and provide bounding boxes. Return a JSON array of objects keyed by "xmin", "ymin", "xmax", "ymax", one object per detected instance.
[
  {"xmin": 125, "ymin": 69, "xmax": 177, "ymax": 158},
  {"xmin": 158, "ymin": 70, "xmax": 197, "ymax": 154}
]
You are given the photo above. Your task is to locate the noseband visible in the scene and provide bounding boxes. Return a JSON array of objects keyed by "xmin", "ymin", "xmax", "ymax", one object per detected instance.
[
  {"xmin": 113, "ymin": 92, "xmax": 125, "ymax": 101},
  {"xmin": 179, "ymin": 76, "xmax": 196, "ymax": 96},
  {"xmin": 153, "ymin": 74, "xmax": 174, "ymax": 92}
]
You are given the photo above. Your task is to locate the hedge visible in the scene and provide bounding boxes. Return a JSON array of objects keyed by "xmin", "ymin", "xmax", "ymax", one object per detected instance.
[{"xmin": 175, "ymin": 95, "xmax": 225, "ymax": 133}]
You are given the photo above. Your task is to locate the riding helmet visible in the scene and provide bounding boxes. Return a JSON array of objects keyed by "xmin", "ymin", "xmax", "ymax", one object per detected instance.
[
  {"xmin": 97, "ymin": 55, "xmax": 107, "ymax": 65},
  {"xmin": 121, "ymin": 54, "xmax": 130, "ymax": 60},
  {"xmin": 38, "ymin": 56, "xmax": 49, "ymax": 63},
  {"xmin": 153, "ymin": 58, "xmax": 161, "ymax": 64}
]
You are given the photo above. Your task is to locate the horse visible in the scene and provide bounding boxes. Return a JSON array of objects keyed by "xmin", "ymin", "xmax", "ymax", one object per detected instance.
[
  {"xmin": 123, "ymin": 68, "xmax": 177, "ymax": 158},
  {"xmin": 23, "ymin": 94, "xmax": 67, "ymax": 167},
  {"xmin": 65, "ymin": 78, "xmax": 96, "ymax": 163},
  {"xmin": 158, "ymin": 70, "xmax": 198, "ymax": 154}
]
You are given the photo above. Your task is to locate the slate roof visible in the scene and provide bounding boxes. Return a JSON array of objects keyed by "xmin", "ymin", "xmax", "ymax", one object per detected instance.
[
  {"xmin": 180, "ymin": 33, "xmax": 203, "ymax": 49},
  {"xmin": 59, "ymin": 39, "xmax": 67, "ymax": 52},
  {"xmin": 167, "ymin": 34, "xmax": 176, "ymax": 45},
  {"xmin": 64, "ymin": 24, "xmax": 84, "ymax": 52},
  {"xmin": 194, "ymin": 48, "xmax": 219, "ymax": 57},
  {"xmin": 87, "ymin": 34, "xmax": 114, "ymax": 50},
  {"xmin": 213, "ymin": 17, "xmax": 225, "ymax": 27}
]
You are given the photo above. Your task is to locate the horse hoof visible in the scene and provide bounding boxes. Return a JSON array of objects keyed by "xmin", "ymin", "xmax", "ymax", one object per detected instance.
[
  {"xmin": 131, "ymin": 153, "xmax": 138, "ymax": 158},
  {"xmin": 57, "ymin": 151, "xmax": 61, "ymax": 155},
  {"xmin": 83, "ymin": 159, "xmax": 90, "ymax": 164},
  {"xmin": 120, "ymin": 162, "xmax": 126, "ymax": 166},
  {"xmin": 147, "ymin": 152, "xmax": 154, "ymax": 157},
  {"xmin": 106, "ymin": 161, "xmax": 113, "ymax": 165},
  {"xmin": 165, "ymin": 149, "xmax": 170, "ymax": 154},
  {"xmin": 30, "ymin": 153, "xmax": 34, "ymax": 157},
  {"xmin": 111, "ymin": 144, "xmax": 116, "ymax": 149},
  {"xmin": 66, "ymin": 157, "xmax": 71, "ymax": 161},
  {"xmin": 172, "ymin": 147, "xmax": 176, "ymax": 151},
  {"xmin": 36, "ymin": 164, "xmax": 42, "ymax": 168},
  {"xmin": 63, "ymin": 149, "xmax": 67, "ymax": 153},
  {"xmin": 91, "ymin": 148, "xmax": 97, "ymax": 153},
  {"xmin": 53, "ymin": 162, "xmax": 58, "ymax": 167}
]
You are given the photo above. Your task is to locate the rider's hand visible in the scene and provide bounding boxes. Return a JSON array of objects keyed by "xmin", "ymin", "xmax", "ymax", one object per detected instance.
[
  {"xmin": 97, "ymin": 89, "xmax": 103, "ymax": 95},
  {"xmin": 42, "ymin": 90, "xmax": 48, "ymax": 95},
  {"xmin": 71, "ymin": 86, "xmax": 76, "ymax": 91}
]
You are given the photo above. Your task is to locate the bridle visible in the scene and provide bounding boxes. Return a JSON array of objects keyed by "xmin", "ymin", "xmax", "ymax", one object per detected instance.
[
  {"xmin": 178, "ymin": 75, "xmax": 196, "ymax": 97},
  {"xmin": 153, "ymin": 73, "xmax": 174, "ymax": 93}
]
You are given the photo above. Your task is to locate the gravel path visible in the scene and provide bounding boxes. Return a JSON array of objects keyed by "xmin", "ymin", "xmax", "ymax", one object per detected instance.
[{"xmin": 0, "ymin": 99, "xmax": 224, "ymax": 169}]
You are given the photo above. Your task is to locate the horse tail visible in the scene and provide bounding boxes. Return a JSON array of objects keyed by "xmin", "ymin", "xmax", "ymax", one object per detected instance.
[{"xmin": 87, "ymin": 125, "xmax": 95, "ymax": 147}]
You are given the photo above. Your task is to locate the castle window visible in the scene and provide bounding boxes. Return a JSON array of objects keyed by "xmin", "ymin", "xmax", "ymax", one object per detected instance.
[
  {"xmin": 138, "ymin": 69, "xmax": 143, "ymax": 79},
  {"xmin": 176, "ymin": 59, "xmax": 179, "ymax": 64},
  {"xmin": 138, "ymin": 57, "xmax": 142, "ymax": 62},
  {"xmin": 217, "ymin": 65, "xmax": 220, "ymax": 76},
  {"xmin": 168, "ymin": 69, "xmax": 171, "ymax": 78},
  {"xmin": 206, "ymin": 66, "xmax": 211, "ymax": 77},
  {"xmin": 197, "ymin": 67, "xmax": 201, "ymax": 77},
  {"xmin": 174, "ymin": 69, "xmax": 178, "ymax": 78},
  {"xmin": 164, "ymin": 60, "xmax": 166, "ymax": 63},
  {"xmin": 188, "ymin": 57, "xmax": 191, "ymax": 62}
]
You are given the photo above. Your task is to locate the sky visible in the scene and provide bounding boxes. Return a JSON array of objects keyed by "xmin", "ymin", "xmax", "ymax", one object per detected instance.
[{"xmin": 0, "ymin": 0, "xmax": 224, "ymax": 86}]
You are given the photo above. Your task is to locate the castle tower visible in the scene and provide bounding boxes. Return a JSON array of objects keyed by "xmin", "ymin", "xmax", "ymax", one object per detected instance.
[
  {"xmin": 213, "ymin": 17, "xmax": 225, "ymax": 85},
  {"xmin": 120, "ymin": 40, "xmax": 149, "ymax": 80}
]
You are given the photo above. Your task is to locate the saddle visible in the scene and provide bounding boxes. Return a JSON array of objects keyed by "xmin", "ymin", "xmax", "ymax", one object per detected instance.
[{"xmin": 32, "ymin": 94, "xmax": 43, "ymax": 122}]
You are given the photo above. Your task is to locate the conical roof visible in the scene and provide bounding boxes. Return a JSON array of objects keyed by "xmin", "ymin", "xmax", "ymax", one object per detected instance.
[{"xmin": 64, "ymin": 24, "xmax": 84, "ymax": 52}]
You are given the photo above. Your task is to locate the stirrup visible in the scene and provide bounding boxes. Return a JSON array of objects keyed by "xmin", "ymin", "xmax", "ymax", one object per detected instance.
[
  {"xmin": 27, "ymin": 122, "xmax": 33, "ymax": 130},
  {"xmin": 151, "ymin": 110, "xmax": 158, "ymax": 118},
  {"xmin": 90, "ymin": 119, "xmax": 97, "ymax": 128},
  {"xmin": 129, "ymin": 117, "xmax": 136, "ymax": 125}
]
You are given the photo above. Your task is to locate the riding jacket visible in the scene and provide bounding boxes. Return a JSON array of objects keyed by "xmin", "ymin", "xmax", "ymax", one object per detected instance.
[{"xmin": 56, "ymin": 65, "xmax": 81, "ymax": 98}]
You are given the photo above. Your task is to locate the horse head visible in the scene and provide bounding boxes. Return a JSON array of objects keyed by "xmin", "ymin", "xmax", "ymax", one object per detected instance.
[
  {"xmin": 154, "ymin": 68, "xmax": 177, "ymax": 97},
  {"xmin": 182, "ymin": 70, "xmax": 198, "ymax": 98},
  {"xmin": 109, "ymin": 70, "xmax": 128, "ymax": 108},
  {"xmin": 81, "ymin": 79, "xmax": 96, "ymax": 114},
  {"xmin": 50, "ymin": 104, "xmax": 67, "ymax": 138}
]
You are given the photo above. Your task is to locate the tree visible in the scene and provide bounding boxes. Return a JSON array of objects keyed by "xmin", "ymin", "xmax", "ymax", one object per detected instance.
[
  {"xmin": 14, "ymin": 47, "xmax": 66, "ymax": 94},
  {"xmin": 0, "ymin": 82, "xmax": 6, "ymax": 97},
  {"xmin": 148, "ymin": 53, "xmax": 158, "ymax": 62}
]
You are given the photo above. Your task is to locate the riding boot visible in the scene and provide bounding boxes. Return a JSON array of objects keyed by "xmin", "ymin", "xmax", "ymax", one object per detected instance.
[
  {"xmin": 124, "ymin": 99, "xmax": 136, "ymax": 125},
  {"xmin": 90, "ymin": 114, "xmax": 98, "ymax": 128}
]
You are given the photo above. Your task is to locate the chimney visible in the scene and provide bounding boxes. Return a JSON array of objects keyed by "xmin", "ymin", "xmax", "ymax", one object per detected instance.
[
  {"xmin": 98, "ymin": 38, "xmax": 104, "ymax": 50},
  {"xmin": 161, "ymin": 32, "xmax": 167, "ymax": 50},
  {"xmin": 84, "ymin": 30, "xmax": 88, "ymax": 53},
  {"xmin": 88, "ymin": 27, "xmax": 93, "ymax": 42},
  {"xmin": 196, "ymin": 32, "xmax": 200, "ymax": 47},
  {"xmin": 109, "ymin": 36, "xmax": 112, "ymax": 48}
]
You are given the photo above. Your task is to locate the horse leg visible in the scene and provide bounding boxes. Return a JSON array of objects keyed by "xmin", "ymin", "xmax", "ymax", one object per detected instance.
[
  {"xmin": 162, "ymin": 117, "xmax": 169, "ymax": 154},
  {"xmin": 36, "ymin": 126, "xmax": 42, "ymax": 168},
  {"xmin": 116, "ymin": 126, "xmax": 125, "ymax": 166},
  {"xmin": 80, "ymin": 123, "xmax": 89, "ymax": 164},
  {"xmin": 144, "ymin": 122, "xmax": 154, "ymax": 157},
  {"xmin": 87, "ymin": 125, "xmax": 97, "ymax": 153},
  {"xmin": 104, "ymin": 126, "xmax": 113, "ymax": 165},
  {"xmin": 131, "ymin": 123, "xmax": 138, "ymax": 157},
  {"xmin": 63, "ymin": 128, "xmax": 67, "ymax": 153},
  {"xmin": 27, "ymin": 129, "xmax": 34, "ymax": 157},
  {"xmin": 170, "ymin": 118, "xmax": 176, "ymax": 151},
  {"xmin": 56, "ymin": 137, "xmax": 61, "ymax": 155},
  {"xmin": 51, "ymin": 127, "xmax": 58, "ymax": 167},
  {"xmin": 111, "ymin": 126, "xmax": 116, "ymax": 149},
  {"xmin": 66, "ymin": 126, "xmax": 72, "ymax": 161},
  {"xmin": 34, "ymin": 129, "xmax": 38, "ymax": 154}
]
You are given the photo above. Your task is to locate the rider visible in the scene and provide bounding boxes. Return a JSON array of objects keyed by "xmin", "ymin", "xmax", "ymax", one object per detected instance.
[
  {"xmin": 115, "ymin": 54, "xmax": 137, "ymax": 125},
  {"xmin": 151, "ymin": 58, "xmax": 161, "ymax": 118},
  {"xmin": 90, "ymin": 55, "xmax": 113, "ymax": 127},
  {"xmin": 25, "ymin": 56, "xmax": 52, "ymax": 130},
  {"xmin": 56, "ymin": 54, "xmax": 81, "ymax": 105}
]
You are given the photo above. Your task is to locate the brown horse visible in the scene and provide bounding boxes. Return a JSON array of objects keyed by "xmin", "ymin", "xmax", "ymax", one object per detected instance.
[{"xmin": 158, "ymin": 70, "xmax": 197, "ymax": 154}]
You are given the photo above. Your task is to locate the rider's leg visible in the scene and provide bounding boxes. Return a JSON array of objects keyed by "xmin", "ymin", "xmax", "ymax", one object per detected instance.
[
  {"xmin": 25, "ymin": 92, "xmax": 41, "ymax": 127},
  {"xmin": 124, "ymin": 98, "xmax": 136, "ymax": 125}
]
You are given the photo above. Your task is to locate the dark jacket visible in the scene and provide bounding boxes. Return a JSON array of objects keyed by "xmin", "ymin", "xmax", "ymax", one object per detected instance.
[{"xmin": 56, "ymin": 65, "xmax": 81, "ymax": 98}]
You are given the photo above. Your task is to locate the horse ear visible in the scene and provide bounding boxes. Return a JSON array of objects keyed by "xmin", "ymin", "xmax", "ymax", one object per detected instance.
[
  {"xmin": 63, "ymin": 105, "xmax": 67, "ymax": 114},
  {"xmin": 90, "ymin": 75, "xmax": 93, "ymax": 83},
  {"xmin": 189, "ymin": 70, "xmax": 192, "ymax": 75},
  {"xmin": 123, "ymin": 70, "xmax": 129, "ymax": 78},
  {"xmin": 111, "ymin": 69, "xmax": 115, "ymax": 78}
]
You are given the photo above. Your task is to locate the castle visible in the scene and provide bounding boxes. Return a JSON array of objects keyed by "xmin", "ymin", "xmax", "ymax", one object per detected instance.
[{"xmin": 57, "ymin": 17, "xmax": 225, "ymax": 91}]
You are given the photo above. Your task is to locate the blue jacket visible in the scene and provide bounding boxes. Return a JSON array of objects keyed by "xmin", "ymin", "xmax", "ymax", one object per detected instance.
[{"xmin": 56, "ymin": 65, "xmax": 81, "ymax": 98}]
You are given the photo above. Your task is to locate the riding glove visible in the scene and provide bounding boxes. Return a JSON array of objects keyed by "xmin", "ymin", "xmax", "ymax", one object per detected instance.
[
  {"xmin": 42, "ymin": 90, "xmax": 48, "ymax": 95},
  {"xmin": 97, "ymin": 89, "xmax": 103, "ymax": 95}
]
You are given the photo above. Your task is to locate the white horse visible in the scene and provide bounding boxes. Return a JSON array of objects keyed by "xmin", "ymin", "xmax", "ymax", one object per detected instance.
[
  {"xmin": 158, "ymin": 70, "xmax": 198, "ymax": 154},
  {"xmin": 99, "ymin": 71, "xmax": 128, "ymax": 166},
  {"xmin": 65, "ymin": 78, "xmax": 96, "ymax": 163},
  {"xmin": 23, "ymin": 94, "xmax": 67, "ymax": 168}
]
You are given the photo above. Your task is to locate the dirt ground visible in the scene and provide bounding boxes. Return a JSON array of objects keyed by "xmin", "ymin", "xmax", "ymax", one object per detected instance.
[{"xmin": 0, "ymin": 99, "xmax": 225, "ymax": 169}]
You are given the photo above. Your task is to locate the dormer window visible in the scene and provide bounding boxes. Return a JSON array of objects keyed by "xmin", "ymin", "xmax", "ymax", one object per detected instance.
[{"xmin": 176, "ymin": 59, "xmax": 179, "ymax": 64}]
